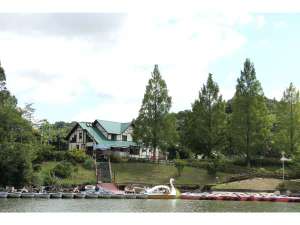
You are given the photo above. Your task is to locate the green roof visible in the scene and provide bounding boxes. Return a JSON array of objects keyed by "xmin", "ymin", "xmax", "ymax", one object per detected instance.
[
  {"xmin": 96, "ymin": 120, "xmax": 131, "ymax": 134},
  {"xmin": 78, "ymin": 122, "xmax": 136, "ymax": 149}
]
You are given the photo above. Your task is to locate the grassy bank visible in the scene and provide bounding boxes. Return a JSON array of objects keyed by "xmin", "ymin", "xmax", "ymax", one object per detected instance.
[
  {"xmin": 212, "ymin": 178, "xmax": 282, "ymax": 191},
  {"xmin": 36, "ymin": 161, "xmax": 234, "ymax": 186}
]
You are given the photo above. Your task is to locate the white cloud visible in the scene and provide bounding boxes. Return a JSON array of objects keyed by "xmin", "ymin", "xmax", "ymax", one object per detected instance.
[
  {"xmin": 255, "ymin": 15, "xmax": 266, "ymax": 29},
  {"xmin": 273, "ymin": 20, "xmax": 287, "ymax": 29},
  {"xmin": 0, "ymin": 12, "xmax": 249, "ymax": 122}
]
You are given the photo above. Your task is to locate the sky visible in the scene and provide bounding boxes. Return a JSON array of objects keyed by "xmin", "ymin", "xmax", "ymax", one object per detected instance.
[{"xmin": 0, "ymin": 9, "xmax": 300, "ymax": 123}]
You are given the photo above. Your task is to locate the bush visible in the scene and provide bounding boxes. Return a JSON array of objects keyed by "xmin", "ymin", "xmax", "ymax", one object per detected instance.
[
  {"xmin": 206, "ymin": 162, "xmax": 217, "ymax": 176},
  {"xmin": 110, "ymin": 154, "xmax": 128, "ymax": 163},
  {"xmin": 66, "ymin": 149, "xmax": 88, "ymax": 163},
  {"xmin": 31, "ymin": 173, "xmax": 42, "ymax": 187},
  {"xmin": 174, "ymin": 159, "xmax": 186, "ymax": 176},
  {"xmin": 83, "ymin": 158, "xmax": 95, "ymax": 170},
  {"xmin": 34, "ymin": 145, "xmax": 67, "ymax": 163},
  {"xmin": 43, "ymin": 173, "xmax": 60, "ymax": 186},
  {"xmin": 232, "ymin": 157, "xmax": 292, "ymax": 167},
  {"xmin": 127, "ymin": 157, "xmax": 149, "ymax": 163},
  {"xmin": 33, "ymin": 164, "xmax": 42, "ymax": 172},
  {"xmin": 52, "ymin": 161, "xmax": 73, "ymax": 178}
]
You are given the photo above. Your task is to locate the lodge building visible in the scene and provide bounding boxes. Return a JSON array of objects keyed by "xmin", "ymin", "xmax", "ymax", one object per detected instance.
[{"xmin": 66, "ymin": 119, "xmax": 159, "ymax": 159}]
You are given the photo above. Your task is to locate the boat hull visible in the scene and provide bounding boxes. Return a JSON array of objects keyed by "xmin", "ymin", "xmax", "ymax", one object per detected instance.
[
  {"xmin": 21, "ymin": 193, "xmax": 35, "ymax": 198},
  {"xmin": 85, "ymin": 193, "xmax": 99, "ymax": 199},
  {"xmin": 8, "ymin": 192, "xmax": 21, "ymax": 198},
  {"xmin": 147, "ymin": 194, "xmax": 176, "ymax": 199},
  {"xmin": 62, "ymin": 193, "xmax": 74, "ymax": 199},
  {"xmin": 35, "ymin": 193, "xmax": 50, "ymax": 199},
  {"xmin": 0, "ymin": 192, "xmax": 8, "ymax": 198},
  {"xmin": 74, "ymin": 193, "xmax": 86, "ymax": 199},
  {"xmin": 50, "ymin": 193, "xmax": 62, "ymax": 199}
]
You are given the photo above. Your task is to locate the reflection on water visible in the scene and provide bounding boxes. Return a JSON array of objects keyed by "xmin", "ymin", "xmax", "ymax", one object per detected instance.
[{"xmin": 0, "ymin": 199, "xmax": 300, "ymax": 212}]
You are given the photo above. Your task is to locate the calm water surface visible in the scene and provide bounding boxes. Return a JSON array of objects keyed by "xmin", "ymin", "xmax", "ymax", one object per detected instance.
[{"xmin": 1, "ymin": 199, "xmax": 300, "ymax": 212}]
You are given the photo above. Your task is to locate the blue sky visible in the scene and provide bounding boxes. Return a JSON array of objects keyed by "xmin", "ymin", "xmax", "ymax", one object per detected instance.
[
  {"xmin": 210, "ymin": 14, "xmax": 300, "ymax": 100},
  {"xmin": 0, "ymin": 12, "xmax": 299, "ymax": 123}
]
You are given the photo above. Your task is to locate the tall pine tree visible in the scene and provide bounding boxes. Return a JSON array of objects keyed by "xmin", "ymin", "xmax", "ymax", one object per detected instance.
[
  {"xmin": 133, "ymin": 65, "xmax": 172, "ymax": 155},
  {"xmin": 189, "ymin": 73, "xmax": 226, "ymax": 158},
  {"xmin": 274, "ymin": 83, "xmax": 300, "ymax": 155},
  {"xmin": 231, "ymin": 59, "xmax": 272, "ymax": 167}
]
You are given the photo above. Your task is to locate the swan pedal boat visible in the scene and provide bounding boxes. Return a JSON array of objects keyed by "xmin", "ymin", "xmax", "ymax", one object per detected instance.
[{"xmin": 146, "ymin": 178, "xmax": 177, "ymax": 199}]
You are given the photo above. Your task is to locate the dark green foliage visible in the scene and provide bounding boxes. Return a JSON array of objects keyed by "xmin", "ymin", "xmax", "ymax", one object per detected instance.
[
  {"xmin": 273, "ymin": 83, "xmax": 300, "ymax": 155},
  {"xmin": 231, "ymin": 59, "xmax": 273, "ymax": 167},
  {"xmin": 43, "ymin": 173, "xmax": 59, "ymax": 186},
  {"xmin": 174, "ymin": 159, "xmax": 186, "ymax": 176},
  {"xmin": 66, "ymin": 149, "xmax": 88, "ymax": 163},
  {"xmin": 83, "ymin": 158, "xmax": 95, "ymax": 170},
  {"xmin": 188, "ymin": 73, "xmax": 227, "ymax": 158},
  {"xmin": 0, "ymin": 143, "xmax": 34, "ymax": 187},
  {"xmin": 52, "ymin": 161, "xmax": 73, "ymax": 178},
  {"xmin": 133, "ymin": 65, "xmax": 173, "ymax": 153},
  {"xmin": 34, "ymin": 145, "xmax": 66, "ymax": 163},
  {"xmin": 110, "ymin": 154, "xmax": 128, "ymax": 163}
]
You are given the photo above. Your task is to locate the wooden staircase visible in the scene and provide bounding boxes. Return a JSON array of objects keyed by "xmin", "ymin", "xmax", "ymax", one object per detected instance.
[{"xmin": 96, "ymin": 159, "xmax": 112, "ymax": 183}]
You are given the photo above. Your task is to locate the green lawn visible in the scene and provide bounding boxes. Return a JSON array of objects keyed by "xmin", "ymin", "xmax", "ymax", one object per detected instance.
[
  {"xmin": 36, "ymin": 161, "xmax": 96, "ymax": 186},
  {"xmin": 37, "ymin": 161, "xmax": 234, "ymax": 186},
  {"xmin": 112, "ymin": 162, "xmax": 232, "ymax": 185},
  {"xmin": 212, "ymin": 178, "xmax": 282, "ymax": 191}
]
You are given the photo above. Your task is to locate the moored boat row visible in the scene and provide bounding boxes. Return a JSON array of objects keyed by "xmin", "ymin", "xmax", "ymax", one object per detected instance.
[
  {"xmin": 180, "ymin": 192, "xmax": 300, "ymax": 203},
  {"xmin": 0, "ymin": 192, "xmax": 148, "ymax": 199}
]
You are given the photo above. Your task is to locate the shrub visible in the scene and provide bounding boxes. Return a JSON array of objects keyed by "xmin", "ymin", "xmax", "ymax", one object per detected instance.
[
  {"xmin": 174, "ymin": 159, "xmax": 186, "ymax": 176},
  {"xmin": 43, "ymin": 173, "xmax": 60, "ymax": 186},
  {"xmin": 110, "ymin": 154, "xmax": 128, "ymax": 163},
  {"xmin": 83, "ymin": 158, "xmax": 95, "ymax": 170},
  {"xmin": 206, "ymin": 162, "xmax": 217, "ymax": 176},
  {"xmin": 31, "ymin": 173, "xmax": 42, "ymax": 187},
  {"xmin": 52, "ymin": 161, "xmax": 73, "ymax": 178},
  {"xmin": 53, "ymin": 151, "xmax": 66, "ymax": 161},
  {"xmin": 66, "ymin": 149, "xmax": 88, "ymax": 163},
  {"xmin": 33, "ymin": 164, "xmax": 42, "ymax": 172}
]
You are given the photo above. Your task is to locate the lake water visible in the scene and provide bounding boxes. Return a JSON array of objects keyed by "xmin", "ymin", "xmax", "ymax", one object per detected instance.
[{"xmin": 1, "ymin": 199, "xmax": 300, "ymax": 212}]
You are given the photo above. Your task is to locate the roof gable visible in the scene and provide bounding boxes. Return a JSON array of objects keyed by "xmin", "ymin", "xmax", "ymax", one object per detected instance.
[{"xmin": 96, "ymin": 120, "xmax": 131, "ymax": 134}]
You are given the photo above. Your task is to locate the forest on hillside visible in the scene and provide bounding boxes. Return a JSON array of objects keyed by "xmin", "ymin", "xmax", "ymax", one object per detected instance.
[{"xmin": 1, "ymin": 58, "xmax": 300, "ymax": 187}]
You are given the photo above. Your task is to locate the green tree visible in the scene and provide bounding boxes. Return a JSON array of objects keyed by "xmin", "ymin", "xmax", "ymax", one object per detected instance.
[
  {"xmin": 188, "ymin": 73, "xmax": 226, "ymax": 158},
  {"xmin": 231, "ymin": 59, "xmax": 272, "ymax": 167},
  {"xmin": 133, "ymin": 65, "xmax": 172, "ymax": 155},
  {"xmin": 0, "ymin": 60, "xmax": 39, "ymax": 187},
  {"xmin": 274, "ymin": 83, "xmax": 300, "ymax": 155}
]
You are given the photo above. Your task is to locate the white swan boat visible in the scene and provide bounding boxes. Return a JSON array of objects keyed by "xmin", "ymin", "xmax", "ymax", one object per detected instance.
[{"xmin": 146, "ymin": 178, "xmax": 177, "ymax": 199}]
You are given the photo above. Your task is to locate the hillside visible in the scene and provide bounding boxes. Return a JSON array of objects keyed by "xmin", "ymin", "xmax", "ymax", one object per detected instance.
[{"xmin": 36, "ymin": 161, "xmax": 234, "ymax": 187}]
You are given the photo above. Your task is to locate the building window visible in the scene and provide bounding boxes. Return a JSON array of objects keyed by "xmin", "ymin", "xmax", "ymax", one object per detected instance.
[
  {"xmin": 79, "ymin": 132, "xmax": 82, "ymax": 140},
  {"xmin": 70, "ymin": 135, "xmax": 76, "ymax": 143},
  {"xmin": 86, "ymin": 134, "xmax": 93, "ymax": 142},
  {"xmin": 111, "ymin": 134, "xmax": 117, "ymax": 141},
  {"xmin": 122, "ymin": 135, "xmax": 127, "ymax": 141}
]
